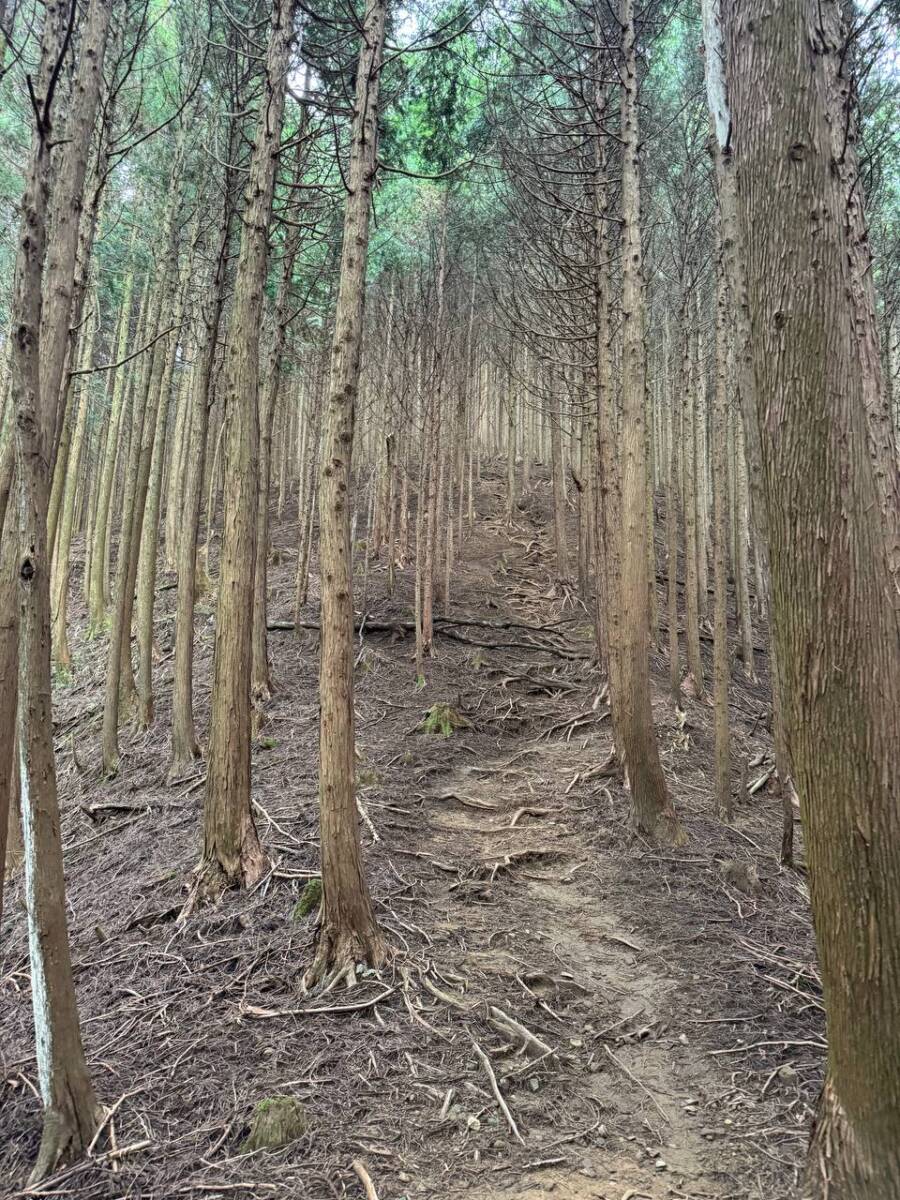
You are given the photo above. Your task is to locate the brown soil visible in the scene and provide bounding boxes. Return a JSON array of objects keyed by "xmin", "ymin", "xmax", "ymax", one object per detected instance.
[{"xmin": 0, "ymin": 467, "xmax": 822, "ymax": 1199}]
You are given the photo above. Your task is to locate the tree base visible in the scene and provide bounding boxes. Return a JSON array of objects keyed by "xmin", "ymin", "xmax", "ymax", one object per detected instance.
[
  {"xmin": 167, "ymin": 741, "xmax": 203, "ymax": 786},
  {"xmin": 302, "ymin": 922, "xmax": 387, "ymax": 994},
  {"xmin": 181, "ymin": 843, "xmax": 268, "ymax": 918},
  {"xmin": 634, "ymin": 806, "xmax": 687, "ymax": 847},
  {"xmin": 806, "ymin": 1077, "xmax": 900, "ymax": 1199},
  {"xmin": 101, "ymin": 747, "xmax": 120, "ymax": 780},
  {"xmin": 29, "ymin": 1090, "xmax": 99, "ymax": 1184}
]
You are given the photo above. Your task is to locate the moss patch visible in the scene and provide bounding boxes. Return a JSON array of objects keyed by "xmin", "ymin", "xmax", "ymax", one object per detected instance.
[
  {"xmin": 242, "ymin": 1097, "xmax": 308, "ymax": 1152},
  {"xmin": 292, "ymin": 877, "xmax": 322, "ymax": 920}
]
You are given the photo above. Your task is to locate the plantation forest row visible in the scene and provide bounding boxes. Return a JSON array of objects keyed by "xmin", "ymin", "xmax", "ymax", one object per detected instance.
[{"xmin": 0, "ymin": 1, "xmax": 898, "ymax": 1199}]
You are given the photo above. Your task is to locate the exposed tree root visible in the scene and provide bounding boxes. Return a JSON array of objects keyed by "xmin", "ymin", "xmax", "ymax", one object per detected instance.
[
  {"xmin": 181, "ymin": 840, "xmax": 268, "ymax": 919},
  {"xmin": 302, "ymin": 922, "xmax": 387, "ymax": 994}
]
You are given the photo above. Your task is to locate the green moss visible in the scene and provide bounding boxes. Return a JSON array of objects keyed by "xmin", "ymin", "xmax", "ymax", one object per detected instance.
[
  {"xmin": 292, "ymin": 877, "xmax": 322, "ymax": 920},
  {"xmin": 242, "ymin": 1097, "xmax": 307, "ymax": 1152},
  {"xmin": 357, "ymin": 766, "xmax": 381, "ymax": 787}
]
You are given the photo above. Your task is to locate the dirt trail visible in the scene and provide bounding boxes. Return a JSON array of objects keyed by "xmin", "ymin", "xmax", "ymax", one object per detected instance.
[
  {"xmin": 409, "ymin": 493, "xmax": 724, "ymax": 1199},
  {"xmin": 0, "ymin": 469, "xmax": 823, "ymax": 1199}
]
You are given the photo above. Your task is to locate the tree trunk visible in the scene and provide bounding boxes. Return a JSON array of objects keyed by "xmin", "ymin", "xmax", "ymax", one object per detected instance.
[
  {"xmin": 251, "ymin": 140, "xmax": 305, "ymax": 703},
  {"xmin": 87, "ymin": 267, "xmax": 139, "ymax": 632},
  {"xmin": 712, "ymin": 234, "xmax": 731, "ymax": 821},
  {"xmin": 727, "ymin": 2, "xmax": 900, "ymax": 1193},
  {"xmin": 169, "ymin": 206, "xmax": 235, "ymax": 780},
  {"xmin": 9, "ymin": 0, "xmax": 111, "ymax": 1178},
  {"xmin": 666, "ymin": 314, "xmax": 680, "ymax": 705},
  {"xmin": 681, "ymin": 298, "xmax": 704, "ymax": 697},
  {"xmin": 199, "ymin": 0, "xmax": 296, "ymax": 892},
  {"xmin": 616, "ymin": 0, "xmax": 684, "ymax": 845},
  {"xmin": 50, "ymin": 310, "xmax": 95, "ymax": 669},
  {"xmin": 101, "ymin": 249, "xmax": 177, "ymax": 772},
  {"xmin": 550, "ymin": 373, "xmax": 568, "ymax": 582},
  {"xmin": 307, "ymin": 0, "xmax": 388, "ymax": 987}
]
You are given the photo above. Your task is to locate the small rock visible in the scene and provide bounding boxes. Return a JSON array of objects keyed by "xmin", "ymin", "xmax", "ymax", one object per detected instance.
[
  {"xmin": 679, "ymin": 1033, "xmax": 689, "ymax": 1045},
  {"xmin": 778, "ymin": 1065, "xmax": 798, "ymax": 1081},
  {"xmin": 655, "ymin": 1159, "xmax": 667, "ymax": 1170}
]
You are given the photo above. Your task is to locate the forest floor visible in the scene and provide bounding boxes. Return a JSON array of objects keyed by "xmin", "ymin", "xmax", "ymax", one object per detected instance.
[{"xmin": 1, "ymin": 467, "xmax": 824, "ymax": 1200}]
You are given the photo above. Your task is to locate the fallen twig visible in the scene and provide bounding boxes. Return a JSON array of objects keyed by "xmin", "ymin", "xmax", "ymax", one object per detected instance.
[
  {"xmin": 240, "ymin": 987, "xmax": 395, "ymax": 1019},
  {"xmin": 487, "ymin": 1005, "xmax": 555, "ymax": 1059},
  {"xmin": 471, "ymin": 1039, "xmax": 525, "ymax": 1145},
  {"xmin": 351, "ymin": 1159, "xmax": 379, "ymax": 1200}
]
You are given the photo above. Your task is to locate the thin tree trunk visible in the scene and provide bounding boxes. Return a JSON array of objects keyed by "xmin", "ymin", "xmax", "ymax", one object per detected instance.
[
  {"xmin": 199, "ymin": 0, "xmax": 297, "ymax": 892},
  {"xmin": 681, "ymin": 299, "xmax": 704, "ymax": 696},
  {"xmin": 169, "ymin": 206, "xmax": 235, "ymax": 779},
  {"xmin": 712, "ymin": 234, "xmax": 731, "ymax": 820},
  {"xmin": 251, "ymin": 139, "xmax": 305, "ymax": 703},
  {"xmin": 50, "ymin": 309, "xmax": 95, "ymax": 668},
  {"xmin": 101, "ymin": 225, "xmax": 179, "ymax": 774},
  {"xmin": 10, "ymin": 0, "xmax": 111, "ymax": 1177},
  {"xmin": 550, "ymin": 374, "xmax": 569, "ymax": 582},
  {"xmin": 616, "ymin": 0, "xmax": 684, "ymax": 845},
  {"xmin": 135, "ymin": 280, "xmax": 189, "ymax": 729},
  {"xmin": 88, "ymin": 267, "xmax": 139, "ymax": 631}
]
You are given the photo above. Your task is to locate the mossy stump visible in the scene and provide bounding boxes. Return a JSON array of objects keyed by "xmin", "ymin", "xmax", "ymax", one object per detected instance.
[{"xmin": 243, "ymin": 1097, "xmax": 308, "ymax": 1152}]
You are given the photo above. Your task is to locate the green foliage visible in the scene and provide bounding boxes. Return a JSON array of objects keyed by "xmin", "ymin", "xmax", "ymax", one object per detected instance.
[{"xmin": 419, "ymin": 703, "xmax": 471, "ymax": 737}]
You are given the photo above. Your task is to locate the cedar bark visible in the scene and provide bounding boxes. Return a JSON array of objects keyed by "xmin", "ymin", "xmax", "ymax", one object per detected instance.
[
  {"xmin": 169, "ymin": 201, "xmax": 236, "ymax": 779},
  {"xmin": 712, "ymin": 235, "xmax": 731, "ymax": 820},
  {"xmin": 727, "ymin": 1, "xmax": 900, "ymax": 1194},
  {"xmin": 251, "ymin": 139, "xmax": 306, "ymax": 703},
  {"xmin": 307, "ymin": 0, "xmax": 388, "ymax": 985},
  {"xmin": 50, "ymin": 309, "xmax": 95, "ymax": 668},
  {"xmin": 200, "ymin": 0, "xmax": 297, "ymax": 890},
  {"xmin": 616, "ymin": 0, "xmax": 684, "ymax": 844},
  {"xmin": 87, "ymin": 265, "xmax": 138, "ymax": 630},
  {"xmin": 136, "ymin": 255, "xmax": 192, "ymax": 730},
  {"xmin": 681, "ymin": 301, "xmax": 704, "ymax": 696},
  {"xmin": 101, "ymin": 244, "xmax": 177, "ymax": 771},
  {"xmin": 550, "ymin": 373, "xmax": 569, "ymax": 582},
  {"xmin": 10, "ymin": 0, "xmax": 111, "ymax": 1178}
]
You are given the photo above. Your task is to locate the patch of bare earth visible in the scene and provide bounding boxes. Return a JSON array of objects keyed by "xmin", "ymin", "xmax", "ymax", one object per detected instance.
[{"xmin": 1, "ymin": 468, "xmax": 822, "ymax": 1199}]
